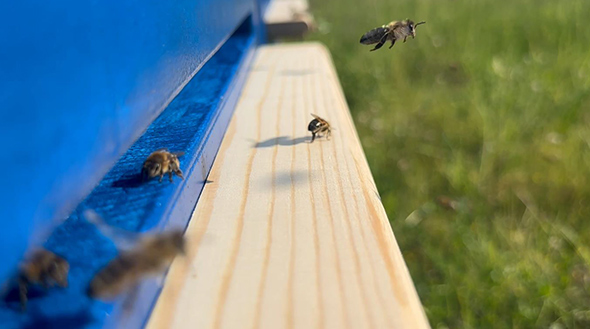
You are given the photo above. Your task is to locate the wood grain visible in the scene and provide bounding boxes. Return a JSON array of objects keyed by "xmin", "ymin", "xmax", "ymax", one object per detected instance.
[{"xmin": 147, "ymin": 42, "xmax": 430, "ymax": 329}]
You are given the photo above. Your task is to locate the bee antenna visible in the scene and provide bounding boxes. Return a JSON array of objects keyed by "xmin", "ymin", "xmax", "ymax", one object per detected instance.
[{"xmin": 416, "ymin": 21, "xmax": 426, "ymax": 26}]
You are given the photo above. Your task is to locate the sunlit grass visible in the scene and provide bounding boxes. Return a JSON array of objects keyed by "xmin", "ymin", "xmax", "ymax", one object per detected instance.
[{"xmin": 307, "ymin": 0, "xmax": 590, "ymax": 327}]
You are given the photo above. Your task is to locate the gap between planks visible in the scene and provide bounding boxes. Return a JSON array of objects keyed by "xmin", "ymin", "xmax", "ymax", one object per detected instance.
[{"xmin": 147, "ymin": 42, "xmax": 430, "ymax": 329}]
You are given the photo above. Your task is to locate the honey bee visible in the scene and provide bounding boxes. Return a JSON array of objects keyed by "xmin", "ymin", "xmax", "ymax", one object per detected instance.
[
  {"xmin": 308, "ymin": 114, "xmax": 332, "ymax": 143},
  {"xmin": 142, "ymin": 149, "xmax": 185, "ymax": 183},
  {"xmin": 17, "ymin": 248, "xmax": 69, "ymax": 311},
  {"xmin": 360, "ymin": 19, "xmax": 426, "ymax": 51},
  {"xmin": 87, "ymin": 230, "xmax": 186, "ymax": 300}
]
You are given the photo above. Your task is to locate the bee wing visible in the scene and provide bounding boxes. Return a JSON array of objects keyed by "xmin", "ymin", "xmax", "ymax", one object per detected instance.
[
  {"xmin": 310, "ymin": 114, "xmax": 330, "ymax": 126},
  {"xmin": 172, "ymin": 151, "xmax": 185, "ymax": 157},
  {"xmin": 83, "ymin": 210, "xmax": 140, "ymax": 251},
  {"xmin": 310, "ymin": 113, "xmax": 326, "ymax": 122}
]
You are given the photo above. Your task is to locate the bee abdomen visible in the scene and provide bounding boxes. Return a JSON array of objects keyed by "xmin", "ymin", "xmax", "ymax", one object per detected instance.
[
  {"xmin": 360, "ymin": 27, "xmax": 388, "ymax": 44},
  {"xmin": 88, "ymin": 256, "xmax": 136, "ymax": 299},
  {"xmin": 308, "ymin": 119, "xmax": 320, "ymax": 132}
]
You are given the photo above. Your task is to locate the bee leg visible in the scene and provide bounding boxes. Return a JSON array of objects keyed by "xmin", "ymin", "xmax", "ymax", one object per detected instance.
[
  {"xmin": 310, "ymin": 132, "xmax": 316, "ymax": 143},
  {"xmin": 370, "ymin": 40, "xmax": 386, "ymax": 51},
  {"xmin": 159, "ymin": 174, "xmax": 164, "ymax": 183},
  {"xmin": 18, "ymin": 279, "xmax": 27, "ymax": 312},
  {"xmin": 370, "ymin": 32, "xmax": 390, "ymax": 52},
  {"xmin": 169, "ymin": 171, "xmax": 173, "ymax": 182},
  {"xmin": 389, "ymin": 39, "xmax": 396, "ymax": 49},
  {"xmin": 403, "ymin": 36, "xmax": 407, "ymax": 43}
]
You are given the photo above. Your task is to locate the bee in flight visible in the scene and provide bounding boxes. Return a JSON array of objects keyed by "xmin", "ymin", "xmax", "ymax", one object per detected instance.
[
  {"xmin": 308, "ymin": 114, "xmax": 332, "ymax": 143},
  {"xmin": 83, "ymin": 210, "xmax": 186, "ymax": 300},
  {"xmin": 87, "ymin": 230, "xmax": 186, "ymax": 300},
  {"xmin": 17, "ymin": 248, "xmax": 70, "ymax": 311},
  {"xmin": 142, "ymin": 149, "xmax": 185, "ymax": 183},
  {"xmin": 360, "ymin": 19, "xmax": 426, "ymax": 52}
]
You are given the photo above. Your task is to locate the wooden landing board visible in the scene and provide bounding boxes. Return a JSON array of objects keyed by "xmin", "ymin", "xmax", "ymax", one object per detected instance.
[{"xmin": 147, "ymin": 42, "xmax": 430, "ymax": 329}]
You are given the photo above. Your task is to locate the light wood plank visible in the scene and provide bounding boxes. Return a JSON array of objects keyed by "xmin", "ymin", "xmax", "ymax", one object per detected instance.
[{"xmin": 147, "ymin": 42, "xmax": 430, "ymax": 329}]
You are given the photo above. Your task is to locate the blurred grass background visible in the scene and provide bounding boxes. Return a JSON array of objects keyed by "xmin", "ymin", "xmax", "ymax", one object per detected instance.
[{"xmin": 306, "ymin": 0, "xmax": 590, "ymax": 327}]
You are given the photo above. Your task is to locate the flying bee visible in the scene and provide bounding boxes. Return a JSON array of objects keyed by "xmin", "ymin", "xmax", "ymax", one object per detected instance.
[
  {"xmin": 142, "ymin": 149, "xmax": 185, "ymax": 183},
  {"xmin": 360, "ymin": 19, "xmax": 426, "ymax": 52},
  {"xmin": 87, "ymin": 230, "xmax": 186, "ymax": 300},
  {"xmin": 17, "ymin": 248, "xmax": 69, "ymax": 311},
  {"xmin": 308, "ymin": 114, "xmax": 332, "ymax": 143}
]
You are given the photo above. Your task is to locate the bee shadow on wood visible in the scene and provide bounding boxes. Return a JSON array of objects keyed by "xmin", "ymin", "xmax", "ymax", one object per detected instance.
[
  {"xmin": 275, "ymin": 170, "xmax": 310, "ymax": 187},
  {"xmin": 111, "ymin": 174, "xmax": 144, "ymax": 188},
  {"xmin": 21, "ymin": 309, "xmax": 94, "ymax": 329},
  {"xmin": 253, "ymin": 136, "xmax": 310, "ymax": 148}
]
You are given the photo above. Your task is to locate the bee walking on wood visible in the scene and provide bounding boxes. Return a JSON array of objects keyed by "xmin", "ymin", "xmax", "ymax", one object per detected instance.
[
  {"xmin": 87, "ymin": 230, "xmax": 186, "ymax": 300},
  {"xmin": 142, "ymin": 149, "xmax": 185, "ymax": 183},
  {"xmin": 17, "ymin": 249, "xmax": 69, "ymax": 311},
  {"xmin": 308, "ymin": 114, "xmax": 332, "ymax": 143},
  {"xmin": 360, "ymin": 19, "xmax": 426, "ymax": 52}
]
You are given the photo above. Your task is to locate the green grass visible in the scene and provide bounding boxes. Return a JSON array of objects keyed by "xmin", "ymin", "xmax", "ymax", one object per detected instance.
[{"xmin": 306, "ymin": 0, "xmax": 590, "ymax": 327}]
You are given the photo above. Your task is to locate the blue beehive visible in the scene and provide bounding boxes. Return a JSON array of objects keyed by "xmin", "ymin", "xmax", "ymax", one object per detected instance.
[{"xmin": 0, "ymin": 0, "xmax": 264, "ymax": 327}]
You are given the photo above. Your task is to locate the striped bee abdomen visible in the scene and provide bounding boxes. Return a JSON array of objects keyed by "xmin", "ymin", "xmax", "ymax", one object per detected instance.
[
  {"xmin": 308, "ymin": 119, "xmax": 321, "ymax": 132},
  {"xmin": 87, "ymin": 255, "xmax": 138, "ymax": 300},
  {"xmin": 360, "ymin": 27, "xmax": 389, "ymax": 44}
]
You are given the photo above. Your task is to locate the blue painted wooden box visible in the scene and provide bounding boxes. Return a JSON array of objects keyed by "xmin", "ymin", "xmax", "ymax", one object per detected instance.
[{"xmin": 0, "ymin": 0, "xmax": 266, "ymax": 327}]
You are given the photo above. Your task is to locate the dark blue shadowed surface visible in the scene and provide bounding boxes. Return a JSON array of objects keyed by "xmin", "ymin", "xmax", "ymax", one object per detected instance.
[
  {"xmin": 0, "ymin": 15, "xmax": 257, "ymax": 329},
  {"xmin": 0, "ymin": 0, "xmax": 256, "ymax": 283}
]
